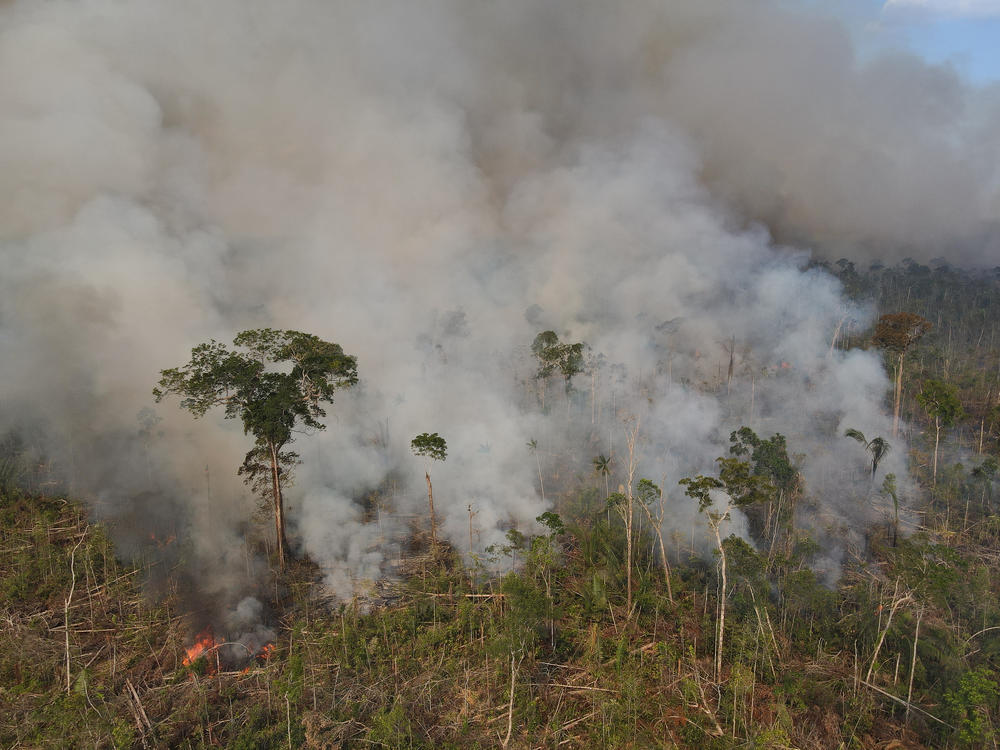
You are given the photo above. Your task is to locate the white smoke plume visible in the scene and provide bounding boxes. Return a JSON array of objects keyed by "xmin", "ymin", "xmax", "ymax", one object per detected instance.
[{"xmin": 0, "ymin": 0, "xmax": 989, "ymax": 610}]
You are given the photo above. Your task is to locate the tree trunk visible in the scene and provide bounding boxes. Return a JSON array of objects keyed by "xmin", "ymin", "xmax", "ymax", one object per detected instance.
[
  {"xmin": 502, "ymin": 653, "xmax": 519, "ymax": 749},
  {"xmin": 623, "ymin": 418, "xmax": 639, "ymax": 616},
  {"xmin": 534, "ymin": 451, "xmax": 545, "ymax": 503},
  {"xmin": 866, "ymin": 580, "xmax": 910, "ymax": 684},
  {"xmin": 591, "ymin": 370, "xmax": 596, "ymax": 425},
  {"xmin": 625, "ymin": 502, "xmax": 633, "ymax": 614},
  {"xmin": 892, "ymin": 352, "xmax": 904, "ymax": 438},
  {"xmin": 269, "ymin": 441, "xmax": 286, "ymax": 570},
  {"xmin": 905, "ymin": 608, "xmax": 923, "ymax": 726},
  {"xmin": 656, "ymin": 529, "xmax": 673, "ymax": 603},
  {"xmin": 425, "ymin": 471, "xmax": 438, "ymax": 549},
  {"xmin": 65, "ymin": 535, "xmax": 84, "ymax": 693},
  {"xmin": 933, "ymin": 416, "xmax": 940, "ymax": 485},
  {"xmin": 713, "ymin": 521, "xmax": 727, "ymax": 683},
  {"xmin": 645, "ymin": 504, "xmax": 674, "ymax": 604}
]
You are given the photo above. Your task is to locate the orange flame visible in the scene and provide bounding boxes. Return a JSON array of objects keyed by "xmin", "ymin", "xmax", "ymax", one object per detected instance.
[
  {"xmin": 239, "ymin": 642, "xmax": 276, "ymax": 673},
  {"xmin": 182, "ymin": 627, "xmax": 218, "ymax": 670},
  {"xmin": 148, "ymin": 532, "xmax": 177, "ymax": 548}
]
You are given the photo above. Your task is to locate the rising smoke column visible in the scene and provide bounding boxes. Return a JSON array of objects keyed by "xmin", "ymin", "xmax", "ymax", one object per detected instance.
[{"xmin": 0, "ymin": 0, "xmax": 991, "ymax": 603}]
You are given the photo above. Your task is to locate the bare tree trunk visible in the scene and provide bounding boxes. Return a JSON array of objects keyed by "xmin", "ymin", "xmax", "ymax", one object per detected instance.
[
  {"xmin": 866, "ymin": 579, "xmax": 911, "ymax": 684},
  {"xmin": 712, "ymin": 520, "xmax": 727, "ymax": 683},
  {"xmin": 933, "ymin": 416, "xmax": 940, "ymax": 485},
  {"xmin": 829, "ymin": 314, "xmax": 846, "ymax": 355},
  {"xmin": 468, "ymin": 504, "xmax": 475, "ymax": 557},
  {"xmin": 892, "ymin": 353, "xmax": 904, "ymax": 438},
  {"xmin": 65, "ymin": 535, "xmax": 84, "ymax": 693},
  {"xmin": 425, "ymin": 471, "xmax": 438, "ymax": 549},
  {"xmin": 654, "ymin": 517, "xmax": 673, "ymax": 604},
  {"xmin": 623, "ymin": 418, "xmax": 640, "ymax": 616},
  {"xmin": 726, "ymin": 335, "xmax": 735, "ymax": 395},
  {"xmin": 591, "ymin": 370, "xmax": 596, "ymax": 425},
  {"xmin": 269, "ymin": 441, "xmax": 286, "ymax": 570},
  {"xmin": 638, "ymin": 487, "xmax": 674, "ymax": 604},
  {"xmin": 625, "ymin": 508, "xmax": 633, "ymax": 615},
  {"xmin": 534, "ymin": 450, "xmax": 545, "ymax": 503},
  {"xmin": 906, "ymin": 607, "xmax": 923, "ymax": 726},
  {"xmin": 502, "ymin": 653, "xmax": 519, "ymax": 749}
]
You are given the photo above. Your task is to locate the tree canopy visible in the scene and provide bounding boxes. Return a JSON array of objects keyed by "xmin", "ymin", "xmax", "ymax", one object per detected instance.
[
  {"xmin": 917, "ymin": 379, "xmax": 965, "ymax": 429},
  {"xmin": 871, "ymin": 312, "xmax": 932, "ymax": 354},
  {"xmin": 411, "ymin": 433, "xmax": 448, "ymax": 463},
  {"xmin": 531, "ymin": 330, "xmax": 585, "ymax": 393}
]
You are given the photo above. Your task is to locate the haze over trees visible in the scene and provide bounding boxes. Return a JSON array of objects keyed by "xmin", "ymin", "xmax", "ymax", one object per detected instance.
[
  {"xmin": 5, "ymin": 0, "xmax": 1000, "ymax": 742},
  {"xmin": 4, "ymin": 259, "xmax": 1000, "ymax": 748}
]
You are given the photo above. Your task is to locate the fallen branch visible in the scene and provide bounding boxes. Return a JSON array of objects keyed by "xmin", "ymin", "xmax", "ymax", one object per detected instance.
[
  {"xmin": 559, "ymin": 709, "xmax": 598, "ymax": 733},
  {"xmin": 693, "ymin": 679, "xmax": 725, "ymax": 737},
  {"xmin": 866, "ymin": 579, "xmax": 912, "ymax": 684},
  {"xmin": 126, "ymin": 679, "xmax": 154, "ymax": 733},
  {"xmin": 964, "ymin": 625, "xmax": 1000, "ymax": 645},
  {"xmin": 542, "ymin": 683, "xmax": 617, "ymax": 693},
  {"xmin": 860, "ymin": 680, "xmax": 953, "ymax": 729}
]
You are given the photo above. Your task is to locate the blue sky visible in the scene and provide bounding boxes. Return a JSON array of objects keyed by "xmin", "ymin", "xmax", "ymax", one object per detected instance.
[{"xmin": 844, "ymin": 0, "xmax": 1000, "ymax": 84}]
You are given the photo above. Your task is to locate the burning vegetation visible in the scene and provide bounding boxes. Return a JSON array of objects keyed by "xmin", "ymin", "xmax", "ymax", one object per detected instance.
[
  {"xmin": 180, "ymin": 627, "xmax": 275, "ymax": 675},
  {"xmin": 181, "ymin": 628, "xmax": 219, "ymax": 672}
]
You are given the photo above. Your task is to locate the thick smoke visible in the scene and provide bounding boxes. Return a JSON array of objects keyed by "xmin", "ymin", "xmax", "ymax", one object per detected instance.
[{"xmin": 0, "ymin": 0, "xmax": 988, "ymax": 611}]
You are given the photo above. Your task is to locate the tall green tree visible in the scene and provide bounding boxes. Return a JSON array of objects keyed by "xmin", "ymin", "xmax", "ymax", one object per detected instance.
[
  {"xmin": 411, "ymin": 432, "xmax": 447, "ymax": 550},
  {"xmin": 603, "ymin": 417, "xmax": 641, "ymax": 617},
  {"xmin": 729, "ymin": 427, "xmax": 799, "ymax": 556},
  {"xmin": 916, "ymin": 379, "xmax": 965, "ymax": 485},
  {"xmin": 153, "ymin": 329, "xmax": 358, "ymax": 569},
  {"xmin": 871, "ymin": 313, "xmax": 932, "ymax": 438},
  {"xmin": 531, "ymin": 330, "xmax": 585, "ymax": 410},
  {"xmin": 635, "ymin": 478, "xmax": 674, "ymax": 603},
  {"xmin": 681, "ymin": 454, "xmax": 774, "ymax": 682}
]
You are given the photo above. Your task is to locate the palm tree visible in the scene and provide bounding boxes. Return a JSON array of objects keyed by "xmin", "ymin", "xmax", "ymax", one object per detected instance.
[
  {"xmin": 844, "ymin": 429, "xmax": 891, "ymax": 478},
  {"xmin": 593, "ymin": 454, "xmax": 613, "ymax": 522},
  {"xmin": 593, "ymin": 454, "xmax": 613, "ymax": 496},
  {"xmin": 527, "ymin": 439, "xmax": 545, "ymax": 502}
]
